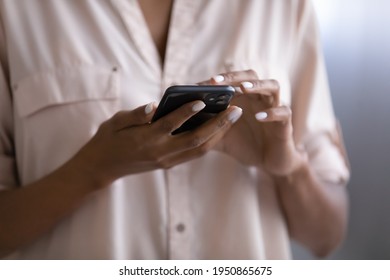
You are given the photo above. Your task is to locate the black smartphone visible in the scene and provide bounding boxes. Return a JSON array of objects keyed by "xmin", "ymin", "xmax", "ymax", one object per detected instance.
[{"xmin": 152, "ymin": 85, "xmax": 235, "ymax": 134}]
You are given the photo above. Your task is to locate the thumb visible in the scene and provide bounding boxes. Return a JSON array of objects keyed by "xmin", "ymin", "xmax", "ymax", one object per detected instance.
[{"xmin": 110, "ymin": 102, "xmax": 156, "ymax": 131}]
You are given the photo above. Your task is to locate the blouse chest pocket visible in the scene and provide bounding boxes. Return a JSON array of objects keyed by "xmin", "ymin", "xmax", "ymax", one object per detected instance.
[
  {"xmin": 13, "ymin": 64, "xmax": 120, "ymax": 119},
  {"xmin": 12, "ymin": 65, "xmax": 121, "ymax": 168}
]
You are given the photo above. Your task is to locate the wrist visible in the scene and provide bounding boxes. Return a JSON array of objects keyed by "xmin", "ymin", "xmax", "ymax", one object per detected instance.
[
  {"xmin": 271, "ymin": 152, "xmax": 310, "ymax": 185},
  {"xmin": 262, "ymin": 141, "xmax": 309, "ymax": 177},
  {"xmin": 63, "ymin": 150, "xmax": 112, "ymax": 193}
]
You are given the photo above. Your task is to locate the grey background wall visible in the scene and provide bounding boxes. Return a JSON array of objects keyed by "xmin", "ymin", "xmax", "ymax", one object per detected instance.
[{"xmin": 292, "ymin": 0, "xmax": 390, "ymax": 259}]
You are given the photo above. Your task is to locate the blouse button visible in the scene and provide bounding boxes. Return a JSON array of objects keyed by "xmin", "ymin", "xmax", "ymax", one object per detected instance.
[{"xmin": 176, "ymin": 223, "xmax": 185, "ymax": 233}]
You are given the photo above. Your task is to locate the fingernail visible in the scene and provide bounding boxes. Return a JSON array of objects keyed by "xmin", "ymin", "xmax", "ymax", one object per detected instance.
[
  {"xmin": 212, "ymin": 75, "xmax": 225, "ymax": 83},
  {"xmin": 228, "ymin": 107, "xmax": 243, "ymax": 123},
  {"xmin": 145, "ymin": 102, "xmax": 155, "ymax": 114},
  {"xmin": 241, "ymin": 81, "xmax": 253, "ymax": 89},
  {"xmin": 255, "ymin": 112, "xmax": 268, "ymax": 120},
  {"xmin": 192, "ymin": 101, "xmax": 206, "ymax": 112}
]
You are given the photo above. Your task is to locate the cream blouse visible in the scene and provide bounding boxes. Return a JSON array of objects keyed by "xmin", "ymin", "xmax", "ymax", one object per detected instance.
[{"xmin": 0, "ymin": 0, "xmax": 349, "ymax": 259}]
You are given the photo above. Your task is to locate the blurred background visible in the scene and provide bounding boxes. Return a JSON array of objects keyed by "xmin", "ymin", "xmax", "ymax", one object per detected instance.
[{"xmin": 292, "ymin": 0, "xmax": 390, "ymax": 259}]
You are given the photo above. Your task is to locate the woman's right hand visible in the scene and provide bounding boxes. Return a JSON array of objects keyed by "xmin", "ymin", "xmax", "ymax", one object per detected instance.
[
  {"xmin": 0, "ymin": 100, "xmax": 241, "ymax": 256},
  {"xmin": 71, "ymin": 101, "xmax": 242, "ymax": 189}
]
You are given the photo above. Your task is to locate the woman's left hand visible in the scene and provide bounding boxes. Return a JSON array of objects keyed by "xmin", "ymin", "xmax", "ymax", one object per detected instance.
[{"xmin": 202, "ymin": 69, "xmax": 306, "ymax": 176}]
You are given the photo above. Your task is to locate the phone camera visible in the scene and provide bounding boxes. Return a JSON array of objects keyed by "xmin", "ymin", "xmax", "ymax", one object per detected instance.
[
  {"xmin": 206, "ymin": 93, "xmax": 229, "ymax": 105},
  {"xmin": 206, "ymin": 94, "xmax": 218, "ymax": 103}
]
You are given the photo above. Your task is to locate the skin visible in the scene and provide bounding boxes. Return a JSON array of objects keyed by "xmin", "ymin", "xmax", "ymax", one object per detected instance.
[
  {"xmin": 0, "ymin": 102, "xmax": 243, "ymax": 256},
  {"xmin": 204, "ymin": 70, "xmax": 348, "ymax": 257},
  {"xmin": 0, "ymin": 0, "xmax": 348, "ymax": 258},
  {"xmin": 138, "ymin": 0, "xmax": 173, "ymax": 63}
]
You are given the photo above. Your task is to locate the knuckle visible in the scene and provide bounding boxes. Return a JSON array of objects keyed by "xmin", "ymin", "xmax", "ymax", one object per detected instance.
[
  {"xmin": 111, "ymin": 111, "xmax": 120, "ymax": 120},
  {"xmin": 246, "ymin": 69, "xmax": 258, "ymax": 78},
  {"xmin": 254, "ymin": 79, "xmax": 265, "ymax": 88},
  {"xmin": 284, "ymin": 106, "xmax": 292, "ymax": 118},
  {"xmin": 110, "ymin": 111, "xmax": 128, "ymax": 129},
  {"xmin": 223, "ymin": 72, "xmax": 235, "ymax": 81},
  {"xmin": 269, "ymin": 79, "xmax": 280, "ymax": 91},
  {"xmin": 112, "ymin": 110, "xmax": 124, "ymax": 120},
  {"xmin": 98, "ymin": 119, "xmax": 111, "ymax": 132},
  {"xmin": 159, "ymin": 119, "xmax": 175, "ymax": 132},
  {"xmin": 188, "ymin": 135, "xmax": 204, "ymax": 148},
  {"xmin": 216, "ymin": 117, "xmax": 228, "ymax": 129}
]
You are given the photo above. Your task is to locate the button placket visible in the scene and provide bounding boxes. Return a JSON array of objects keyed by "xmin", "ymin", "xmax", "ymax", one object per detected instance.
[
  {"xmin": 162, "ymin": 0, "xmax": 202, "ymax": 260},
  {"xmin": 111, "ymin": 0, "xmax": 162, "ymax": 78},
  {"xmin": 166, "ymin": 164, "xmax": 191, "ymax": 259},
  {"xmin": 162, "ymin": 0, "xmax": 199, "ymax": 86}
]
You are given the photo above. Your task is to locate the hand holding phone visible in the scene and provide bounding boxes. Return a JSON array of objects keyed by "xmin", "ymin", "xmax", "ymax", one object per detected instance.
[{"xmin": 152, "ymin": 85, "xmax": 235, "ymax": 134}]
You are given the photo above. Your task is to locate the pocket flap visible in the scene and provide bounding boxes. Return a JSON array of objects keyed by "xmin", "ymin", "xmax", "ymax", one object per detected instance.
[{"xmin": 13, "ymin": 65, "xmax": 119, "ymax": 117}]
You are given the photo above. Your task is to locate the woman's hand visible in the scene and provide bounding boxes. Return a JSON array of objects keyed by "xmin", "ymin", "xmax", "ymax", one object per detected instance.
[
  {"xmin": 71, "ymin": 101, "xmax": 242, "ymax": 188},
  {"xmin": 0, "ymin": 100, "xmax": 243, "ymax": 256},
  {"xmin": 203, "ymin": 69, "xmax": 306, "ymax": 176}
]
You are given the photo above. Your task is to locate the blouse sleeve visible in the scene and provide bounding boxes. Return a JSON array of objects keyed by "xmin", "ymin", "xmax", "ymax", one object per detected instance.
[
  {"xmin": 0, "ymin": 14, "xmax": 19, "ymax": 191},
  {"xmin": 289, "ymin": 0, "xmax": 350, "ymax": 185}
]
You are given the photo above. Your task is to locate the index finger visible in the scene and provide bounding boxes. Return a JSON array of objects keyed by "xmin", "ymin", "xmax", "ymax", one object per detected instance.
[{"xmin": 210, "ymin": 69, "xmax": 259, "ymax": 86}]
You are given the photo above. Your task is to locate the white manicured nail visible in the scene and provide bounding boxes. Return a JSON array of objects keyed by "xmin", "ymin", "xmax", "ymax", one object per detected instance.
[
  {"xmin": 192, "ymin": 101, "xmax": 206, "ymax": 112},
  {"xmin": 228, "ymin": 107, "xmax": 243, "ymax": 123},
  {"xmin": 255, "ymin": 112, "xmax": 268, "ymax": 120},
  {"xmin": 241, "ymin": 81, "xmax": 254, "ymax": 89},
  {"xmin": 145, "ymin": 102, "xmax": 155, "ymax": 114},
  {"xmin": 213, "ymin": 75, "xmax": 225, "ymax": 83}
]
